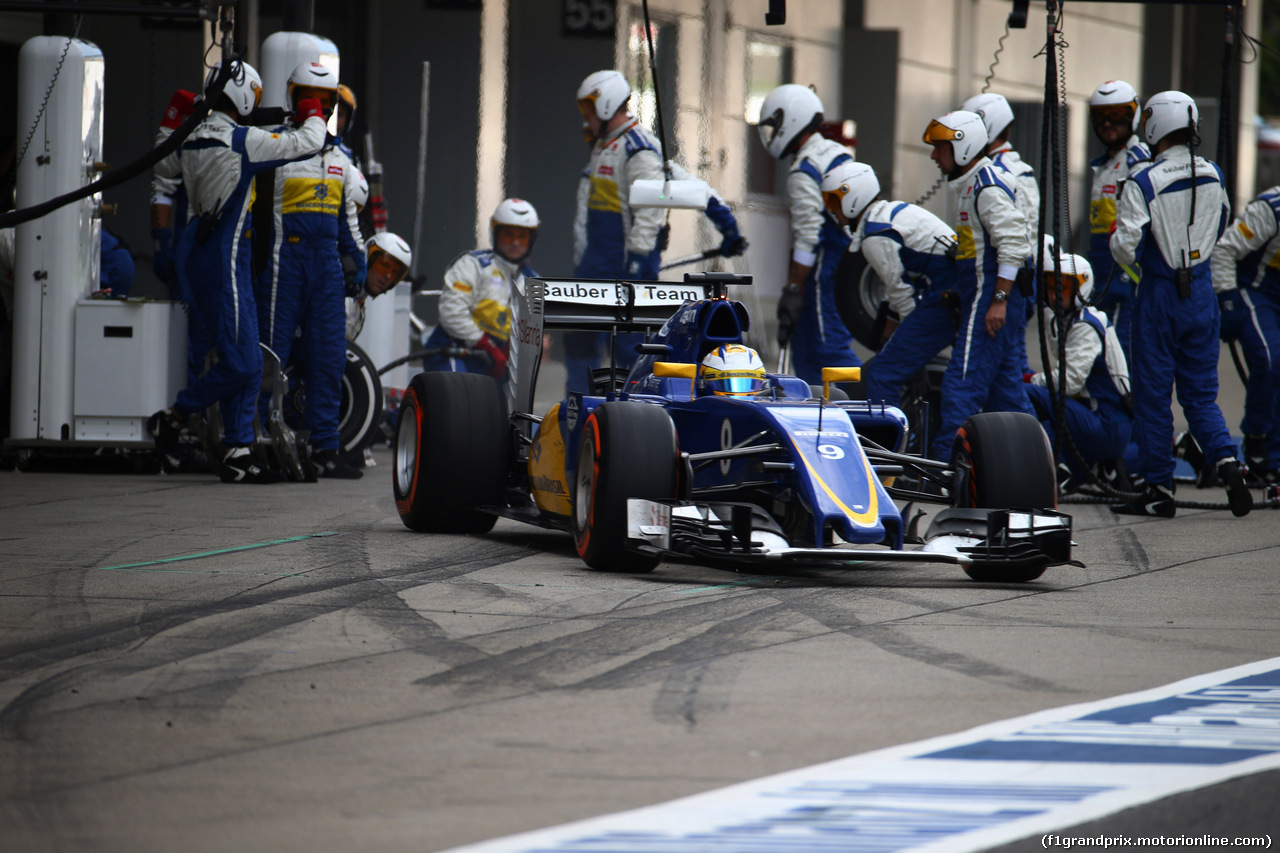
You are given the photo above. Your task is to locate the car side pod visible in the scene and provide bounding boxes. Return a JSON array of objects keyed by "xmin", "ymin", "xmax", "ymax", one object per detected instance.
[{"xmin": 922, "ymin": 507, "xmax": 1080, "ymax": 583}]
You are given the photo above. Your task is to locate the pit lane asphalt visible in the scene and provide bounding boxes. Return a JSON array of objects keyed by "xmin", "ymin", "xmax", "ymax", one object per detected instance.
[{"xmin": 1, "ymin": 442, "xmax": 1277, "ymax": 853}]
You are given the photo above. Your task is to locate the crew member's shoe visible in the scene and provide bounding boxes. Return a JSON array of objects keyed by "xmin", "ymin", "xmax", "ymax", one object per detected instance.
[
  {"xmin": 148, "ymin": 408, "xmax": 184, "ymax": 470},
  {"xmin": 1174, "ymin": 431, "xmax": 1215, "ymax": 487},
  {"xmin": 220, "ymin": 446, "xmax": 285, "ymax": 484},
  {"xmin": 312, "ymin": 448, "xmax": 363, "ymax": 480},
  {"xmin": 1217, "ymin": 458, "xmax": 1252, "ymax": 518},
  {"xmin": 1111, "ymin": 482, "xmax": 1176, "ymax": 518}
]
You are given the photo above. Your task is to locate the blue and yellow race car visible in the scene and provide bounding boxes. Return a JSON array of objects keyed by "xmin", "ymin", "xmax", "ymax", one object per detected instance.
[{"xmin": 393, "ymin": 273, "xmax": 1073, "ymax": 583}]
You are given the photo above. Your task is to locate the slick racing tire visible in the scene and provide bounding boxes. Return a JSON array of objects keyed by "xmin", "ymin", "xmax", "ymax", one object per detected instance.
[
  {"xmin": 394, "ymin": 371, "xmax": 508, "ymax": 533},
  {"xmin": 282, "ymin": 342, "xmax": 384, "ymax": 455},
  {"xmin": 951, "ymin": 411, "xmax": 1056, "ymax": 583},
  {"xmin": 338, "ymin": 342, "xmax": 383, "ymax": 455},
  {"xmin": 833, "ymin": 251, "xmax": 888, "ymax": 352},
  {"xmin": 573, "ymin": 402, "xmax": 679, "ymax": 573}
]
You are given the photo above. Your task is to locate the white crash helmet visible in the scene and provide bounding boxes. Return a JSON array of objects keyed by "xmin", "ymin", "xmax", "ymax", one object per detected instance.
[
  {"xmin": 205, "ymin": 61, "xmax": 263, "ymax": 118},
  {"xmin": 821, "ymin": 161, "xmax": 880, "ymax": 224},
  {"xmin": 491, "ymin": 198, "xmax": 540, "ymax": 262},
  {"xmin": 1089, "ymin": 80, "xmax": 1141, "ymax": 133},
  {"xmin": 287, "ymin": 61, "xmax": 339, "ymax": 115},
  {"xmin": 923, "ymin": 110, "xmax": 989, "ymax": 168},
  {"xmin": 348, "ymin": 168, "xmax": 369, "ymax": 212},
  {"xmin": 1041, "ymin": 239, "xmax": 1095, "ymax": 304},
  {"xmin": 1140, "ymin": 90, "xmax": 1198, "ymax": 147},
  {"xmin": 757, "ymin": 84, "xmax": 824, "ymax": 159},
  {"xmin": 577, "ymin": 70, "xmax": 631, "ymax": 122},
  {"xmin": 367, "ymin": 232, "xmax": 412, "ymax": 294},
  {"xmin": 700, "ymin": 344, "xmax": 768, "ymax": 397},
  {"xmin": 961, "ymin": 93, "xmax": 1014, "ymax": 144}
]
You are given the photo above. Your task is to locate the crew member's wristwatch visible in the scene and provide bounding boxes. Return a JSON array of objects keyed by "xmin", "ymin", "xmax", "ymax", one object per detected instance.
[{"xmin": 992, "ymin": 289, "xmax": 1009, "ymax": 304}]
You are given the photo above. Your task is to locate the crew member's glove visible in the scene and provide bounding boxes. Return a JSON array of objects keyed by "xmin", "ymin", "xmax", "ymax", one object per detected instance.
[
  {"xmin": 474, "ymin": 334, "xmax": 509, "ymax": 379},
  {"xmin": 295, "ymin": 97, "xmax": 325, "ymax": 124},
  {"xmin": 151, "ymin": 228, "xmax": 174, "ymax": 285},
  {"xmin": 625, "ymin": 251, "xmax": 658, "ymax": 281},
  {"xmin": 342, "ymin": 255, "xmax": 366, "ymax": 298},
  {"xmin": 777, "ymin": 283, "xmax": 803, "ymax": 345},
  {"xmin": 160, "ymin": 90, "xmax": 197, "ymax": 130},
  {"xmin": 1218, "ymin": 289, "xmax": 1245, "ymax": 342}
]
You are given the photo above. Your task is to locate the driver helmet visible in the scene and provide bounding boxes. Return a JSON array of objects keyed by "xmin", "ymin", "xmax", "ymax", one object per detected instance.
[
  {"xmin": 287, "ymin": 61, "xmax": 339, "ymax": 118},
  {"xmin": 204, "ymin": 61, "xmax": 262, "ymax": 118},
  {"xmin": 700, "ymin": 344, "xmax": 767, "ymax": 397}
]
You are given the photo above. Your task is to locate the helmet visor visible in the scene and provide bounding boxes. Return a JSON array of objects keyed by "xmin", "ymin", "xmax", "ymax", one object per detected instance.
[
  {"xmin": 1042, "ymin": 271, "xmax": 1084, "ymax": 304},
  {"xmin": 823, "ymin": 187, "xmax": 847, "ymax": 218},
  {"xmin": 292, "ymin": 85, "xmax": 337, "ymax": 113},
  {"xmin": 370, "ymin": 250, "xmax": 409, "ymax": 284},
  {"xmin": 1090, "ymin": 103, "xmax": 1135, "ymax": 128},
  {"xmin": 757, "ymin": 108, "xmax": 784, "ymax": 147},
  {"xmin": 705, "ymin": 370, "xmax": 767, "ymax": 396},
  {"xmin": 922, "ymin": 119, "xmax": 961, "ymax": 146}
]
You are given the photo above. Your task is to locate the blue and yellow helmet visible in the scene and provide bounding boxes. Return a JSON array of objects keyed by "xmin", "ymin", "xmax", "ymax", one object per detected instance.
[{"xmin": 700, "ymin": 345, "xmax": 767, "ymax": 397}]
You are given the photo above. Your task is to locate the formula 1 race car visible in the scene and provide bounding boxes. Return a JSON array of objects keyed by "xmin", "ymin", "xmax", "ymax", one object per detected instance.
[{"xmin": 392, "ymin": 273, "xmax": 1074, "ymax": 583}]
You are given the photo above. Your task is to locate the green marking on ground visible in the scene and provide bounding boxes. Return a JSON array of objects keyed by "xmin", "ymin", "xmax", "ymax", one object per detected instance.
[{"xmin": 97, "ymin": 532, "xmax": 341, "ymax": 572}]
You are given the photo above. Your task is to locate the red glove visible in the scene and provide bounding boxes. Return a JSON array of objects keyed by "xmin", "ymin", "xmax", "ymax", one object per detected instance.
[
  {"xmin": 294, "ymin": 97, "xmax": 325, "ymax": 124},
  {"xmin": 474, "ymin": 335, "xmax": 509, "ymax": 379},
  {"xmin": 160, "ymin": 89, "xmax": 196, "ymax": 130}
]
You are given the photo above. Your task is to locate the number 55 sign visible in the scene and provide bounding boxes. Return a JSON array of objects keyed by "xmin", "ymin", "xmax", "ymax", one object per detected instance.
[{"xmin": 562, "ymin": 0, "xmax": 615, "ymax": 37}]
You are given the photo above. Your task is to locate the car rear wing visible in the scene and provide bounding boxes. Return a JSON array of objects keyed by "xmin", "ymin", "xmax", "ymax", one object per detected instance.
[{"xmin": 506, "ymin": 275, "xmax": 752, "ymax": 434}]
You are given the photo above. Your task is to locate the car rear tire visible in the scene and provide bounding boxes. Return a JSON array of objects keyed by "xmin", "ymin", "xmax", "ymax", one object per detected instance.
[
  {"xmin": 394, "ymin": 371, "xmax": 507, "ymax": 533},
  {"xmin": 951, "ymin": 411, "xmax": 1056, "ymax": 583},
  {"xmin": 573, "ymin": 402, "xmax": 678, "ymax": 573}
]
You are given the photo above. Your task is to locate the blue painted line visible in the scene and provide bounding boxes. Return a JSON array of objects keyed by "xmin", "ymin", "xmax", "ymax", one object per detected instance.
[
  {"xmin": 97, "ymin": 532, "xmax": 340, "ymax": 571},
  {"xmin": 442, "ymin": 657, "xmax": 1280, "ymax": 853}
]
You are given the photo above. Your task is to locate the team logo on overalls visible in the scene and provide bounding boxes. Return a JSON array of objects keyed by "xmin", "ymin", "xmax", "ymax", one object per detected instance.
[{"xmin": 314, "ymin": 184, "xmax": 329, "ymax": 200}]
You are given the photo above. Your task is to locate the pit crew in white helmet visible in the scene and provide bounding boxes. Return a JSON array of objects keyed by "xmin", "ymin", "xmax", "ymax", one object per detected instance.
[
  {"xmin": 1211, "ymin": 185, "xmax": 1280, "ymax": 485},
  {"xmin": 422, "ymin": 199, "xmax": 539, "ymax": 381},
  {"xmin": 962, "ymin": 92, "xmax": 1039, "ymax": 375},
  {"xmin": 346, "ymin": 231, "xmax": 412, "ymax": 340},
  {"xmin": 1087, "ymin": 80, "xmax": 1151, "ymax": 358},
  {"xmin": 923, "ymin": 109, "xmax": 1035, "ymax": 463},
  {"xmin": 568, "ymin": 69, "xmax": 746, "ymax": 392},
  {"xmin": 1023, "ymin": 244, "xmax": 1133, "ymax": 491},
  {"xmin": 1110, "ymin": 90, "xmax": 1250, "ymax": 518},
  {"xmin": 819, "ymin": 161, "xmax": 960, "ymax": 410},
  {"xmin": 252, "ymin": 61, "xmax": 368, "ymax": 481},
  {"xmin": 757, "ymin": 83, "xmax": 860, "ymax": 384},
  {"xmin": 148, "ymin": 60, "xmax": 327, "ymax": 485}
]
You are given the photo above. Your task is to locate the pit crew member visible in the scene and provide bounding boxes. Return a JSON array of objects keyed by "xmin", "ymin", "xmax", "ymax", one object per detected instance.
[
  {"xmin": 757, "ymin": 83, "xmax": 859, "ymax": 383},
  {"xmin": 923, "ymin": 109, "xmax": 1035, "ymax": 463},
  {"xmin": 422, "ymin": 199, "xmax": 538, "ymax": 380},
  {"xmin": 1110, "ymin": 90, "xmax": 1250, "ymax": 517},
  {"xmin": 819, "ymin": 160, "xmax": 960, "ymax": 409},
  {"xmin": 149, "ymin": 61, "xmax": 327, "ymax": 484}
]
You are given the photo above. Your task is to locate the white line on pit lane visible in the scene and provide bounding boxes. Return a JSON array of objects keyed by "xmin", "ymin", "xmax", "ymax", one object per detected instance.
[{"xmin": 442, "ymin": 656, "xmax": 1280, "ymax": 853}]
